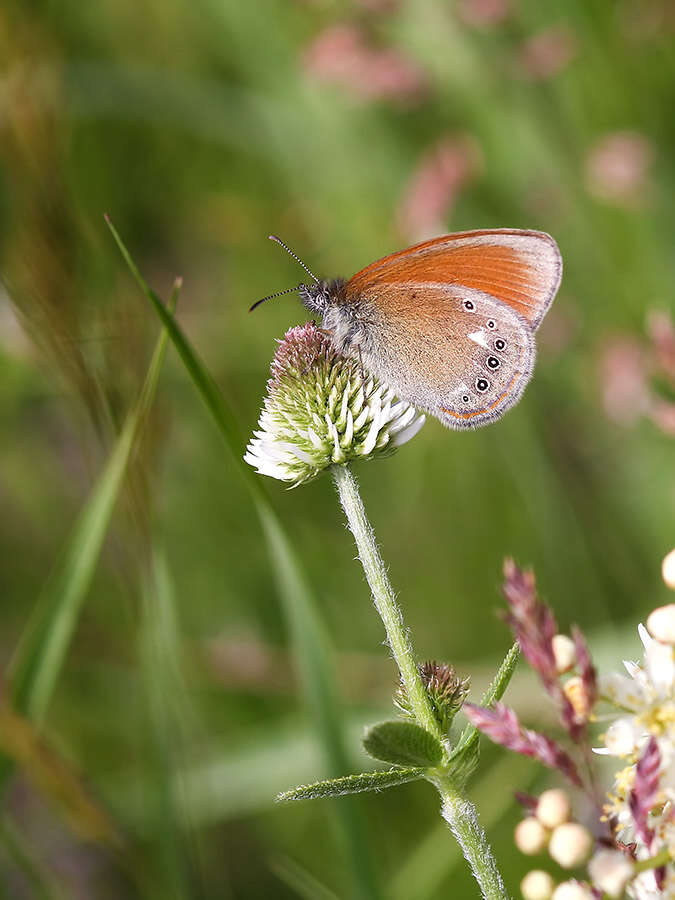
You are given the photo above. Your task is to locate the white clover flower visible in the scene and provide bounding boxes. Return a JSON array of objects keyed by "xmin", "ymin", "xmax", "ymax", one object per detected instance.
[{"xmin": 244, "ymin": 323, "xmax": 425, "ymax": 486}]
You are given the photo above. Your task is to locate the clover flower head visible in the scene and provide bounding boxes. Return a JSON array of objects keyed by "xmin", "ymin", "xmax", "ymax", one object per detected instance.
[{"xmin": 244, "ymin": 323, "xmax": 425, "ymax": 486}]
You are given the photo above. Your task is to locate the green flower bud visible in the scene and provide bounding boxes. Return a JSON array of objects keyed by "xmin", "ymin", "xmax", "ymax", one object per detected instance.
[{"xmin": 395, "ymin": 660, "xmax": 470, "ymax": 734}]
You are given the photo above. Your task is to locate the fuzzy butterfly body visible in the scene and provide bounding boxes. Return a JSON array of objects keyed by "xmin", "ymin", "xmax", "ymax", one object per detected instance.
[{"xmin": 282, "ymin": 229, "xmax": 560, "ymax": 430}]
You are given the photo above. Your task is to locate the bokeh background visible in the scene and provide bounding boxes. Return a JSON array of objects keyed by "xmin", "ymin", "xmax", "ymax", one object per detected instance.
[{"xmin": 2, "ymin": 0, "xmax": 675, "ymax": 897}]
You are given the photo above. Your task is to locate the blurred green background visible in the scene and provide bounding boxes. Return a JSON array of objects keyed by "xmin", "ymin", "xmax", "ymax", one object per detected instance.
[{"xmin": 1, "ymin": 0, "xmax": 675, "ymax": 897}]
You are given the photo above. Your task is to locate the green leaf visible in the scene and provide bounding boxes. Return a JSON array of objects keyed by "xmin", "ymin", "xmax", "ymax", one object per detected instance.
[
  {"xmin": 8, "ymin": 282, "xmax": 178, "ymax": 725},
  {"xmin": 277, "ymin": 767, "xmax": 426, "ymax": 802},
  {"xmin": 477, "ymin": 642, "xmax": 520, "ymax": 708},
  {"xmin": 363, "ymin": 722, "xmax": 443, "ymax": 768},
  {"xmin": 447, "ymin": 642, "xmax": 519, "ymax": 784}
]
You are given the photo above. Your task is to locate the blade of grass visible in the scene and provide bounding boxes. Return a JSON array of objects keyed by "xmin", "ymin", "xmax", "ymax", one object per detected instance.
[
  {"xmin": 8, "ymin": 280, "xmax": 179, "ymax": 725},
  {"xmin": 106, "ymin": 218, "xmax": 380, "ymax": 900},
  {"xmin": 139, "ymin": 544, "xmax": 205, "ymax": 900}
]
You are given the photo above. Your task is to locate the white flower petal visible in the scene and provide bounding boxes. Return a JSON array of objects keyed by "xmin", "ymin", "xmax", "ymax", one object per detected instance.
[
  {"xmin": 599, "ymin": 671, "xmax": 647, "ymax": 711},
  {"xmin": 603, "ymin": 718, "xmax": 642, "ymax": 756},
  {"xmin": 391, "ymin": 414, "xmax": 426, "ymax": 447}
]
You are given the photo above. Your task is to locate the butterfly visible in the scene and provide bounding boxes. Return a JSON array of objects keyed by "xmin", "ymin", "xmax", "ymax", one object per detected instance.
[{"xmin": 253, "ymin": 229, "xmax": 562, "ymax": 430}]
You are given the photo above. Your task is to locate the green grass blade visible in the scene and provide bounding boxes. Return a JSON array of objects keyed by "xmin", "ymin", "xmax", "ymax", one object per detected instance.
[
  {"xmin": 139, "ymin": 544, "xmax": 204, "ymax": 900},
  {"xmin": 8, "ymin": 284, "xmax": 177, "ymax": 724},
  {"xmin": 106, "ymin": 219, "xmax": 380, "ymax": 900},
  {"xmin": 104, "ymin": 215, "xmax": 247, "ymax": 472}
]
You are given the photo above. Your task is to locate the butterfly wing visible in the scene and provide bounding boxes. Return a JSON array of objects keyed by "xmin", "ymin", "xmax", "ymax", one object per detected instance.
[
  {"xmin": 343, "ymin": 229, "xmax": 561, "ymax": 429},
  {"xmin": 346, "ymin": 228, "xmax": 561, "ymax": 330}
]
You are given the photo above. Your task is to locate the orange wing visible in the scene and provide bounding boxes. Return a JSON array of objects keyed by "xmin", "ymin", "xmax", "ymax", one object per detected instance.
[{"xmin": 345, "ymin": 229, "xmax": 561, "ymax": 329}]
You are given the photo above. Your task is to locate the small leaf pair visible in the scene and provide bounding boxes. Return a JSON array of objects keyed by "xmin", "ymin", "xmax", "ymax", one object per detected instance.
[{"xmin": 278, "ymin": 642, "xmax": 520, "ymax": 805}]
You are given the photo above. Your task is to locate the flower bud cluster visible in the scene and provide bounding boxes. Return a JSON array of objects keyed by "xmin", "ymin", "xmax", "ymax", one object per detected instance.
[{"xmin": 516, "ymin": 789, "xmax": 597, "ymax": 899}]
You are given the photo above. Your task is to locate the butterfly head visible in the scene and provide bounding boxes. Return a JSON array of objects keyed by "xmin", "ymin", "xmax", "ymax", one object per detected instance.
[{"xmin": 298, "ymin": 279, "xmax": 345, "ymax": 315}]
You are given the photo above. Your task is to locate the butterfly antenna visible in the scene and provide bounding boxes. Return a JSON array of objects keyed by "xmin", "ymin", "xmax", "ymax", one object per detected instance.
[
  {"xmin": 268, "ymin": 234, "xmax": 319, "ymax": 283},
  {"xmin": 249, "ymin": 284, "xmax": 301, "ymax": 313}
]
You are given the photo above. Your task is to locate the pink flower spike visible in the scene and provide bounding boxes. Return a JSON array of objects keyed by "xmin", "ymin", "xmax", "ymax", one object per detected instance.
[
  {"xmin": 628, "ymin": 736, "xmax": 661, "ymax": 850},
  {"xmin": 501, "ymin": 560, "xmax": 587, "ymax": 741},
  {"xmin": 464, "ymin": 701, "xmax": 582, "ymax": 787},
  {"xmin": 502, "ymin": 559, "xmax": 557, "ymax": 685}
]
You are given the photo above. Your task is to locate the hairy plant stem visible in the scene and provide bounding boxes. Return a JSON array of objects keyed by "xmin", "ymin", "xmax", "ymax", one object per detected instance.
[
  {"xmin": 332, "ymin": 463, "xmax": 508, "ymax": 900},
  {"xmin": 435, "ymin": 775, "xmax": 508, "ymax": 900},
  {"xmin": 331, "ymin": 464, "xmax": 441, "ymax": 742}
]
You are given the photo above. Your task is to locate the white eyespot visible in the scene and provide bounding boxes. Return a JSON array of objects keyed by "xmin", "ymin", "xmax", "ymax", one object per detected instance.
[
  {"xmin": 487, "ymin": 356, "xmax": 500, "ymax": 370},
  {"xmin": 463, "ymin": 299, "xmax": 475, "ymax": 311},
  {"xmin": 494, "ymin": 338, "xmax": 507, "ymax": 351},
  {"xmin": 462, "ymin": 394, "xmax": 470, "ymax": 403},
  {"xmin": 486, "ymin": 319, "xmax": 496, "ymax": 329},
  {"xmin": 475, "ymin": 377, "xmax": 490, "ymax": 393}
]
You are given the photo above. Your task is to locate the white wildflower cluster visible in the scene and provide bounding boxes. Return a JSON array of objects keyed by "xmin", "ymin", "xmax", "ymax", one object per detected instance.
[
  {"xmin": 245, "ymin": 323, "xmax": 425, "ymax": 486},
  {"xmin": 509, "ymin": 553, "xmax": 675, "ymax": 900},
  {"xmin": 593, "ymin": 601, "xmax": 675, "ymax": 899}
]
